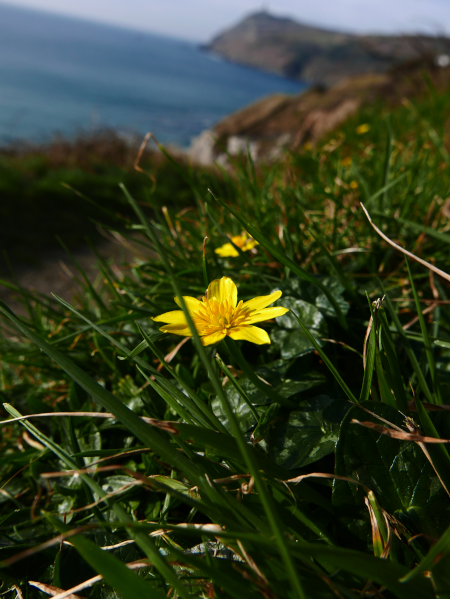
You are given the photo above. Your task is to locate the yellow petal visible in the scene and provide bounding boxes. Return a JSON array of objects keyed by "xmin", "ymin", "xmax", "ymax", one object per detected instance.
[
  {"xmin": 201, "ymin": 330, "xmax": 227, "ymax": 346},
  {"xmin": 228, "ymin": 325, "xmax": 270, "ymax": 345},
  {"xmin": 242, "ymin": 239, "xmax": 258, "ymax": 251},
  {"xmin": 214, "ymin": 243, "xmax": 239, "ymax": 258},
  {"xmin": 356, "ymin": 123, "xmax": 370, "ymax": 135},
  {"xmin": 231, "ymin": 234, "xmax": 246, "ymax": 247},
  {"xmin": 152, "ymin": 310, "xmax": 187, "ymax": 325},
  {"xmin": 207, "ymin": 277, "xmax": 238, "ymax": 308},
  {"xmin": 174, "ymin": 296, "xmax": 203, "ymax": 313},
  {"xmin": 159, "ymin": 323, "xmax": 193, "ymax": 337},
  {"xmin": 245, "ymin": 306, "xmax": 289, "ymax": 324},
  {"xmin": 242, "ymin": 290, "xmax": 282, "ymax": 312}
]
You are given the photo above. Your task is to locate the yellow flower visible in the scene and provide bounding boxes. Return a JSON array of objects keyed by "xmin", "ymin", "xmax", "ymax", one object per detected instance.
[
  {"xmin": 214, "ymin": 233, "xmax": 258, "ymax": 258},
  {"xmin": 349, "ymin": 180, "xmax": 359, "ymax": 189},
  {"xmin": 356, "ymin": 123, "xmax": 370, "ymax": 135},
  {"xmin": 153, "ymin": 276, "xmax": 288, "ymax": 346}
]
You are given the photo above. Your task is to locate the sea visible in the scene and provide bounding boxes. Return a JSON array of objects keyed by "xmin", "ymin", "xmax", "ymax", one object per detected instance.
[{"xmin": 0, "ymin": 3, "xmax": 306, "ymax": 147}]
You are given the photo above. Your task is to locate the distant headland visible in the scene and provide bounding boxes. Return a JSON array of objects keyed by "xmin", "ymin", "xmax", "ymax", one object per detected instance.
[{"xmin": 203, "ymin": 11, "xmax": 449, "ymax": 86}]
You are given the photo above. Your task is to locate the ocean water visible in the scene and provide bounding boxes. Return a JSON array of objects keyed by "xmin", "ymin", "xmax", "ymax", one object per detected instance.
[{"xmin": 0, "ymin": 3, "xmax": 306, "ymax": 147}]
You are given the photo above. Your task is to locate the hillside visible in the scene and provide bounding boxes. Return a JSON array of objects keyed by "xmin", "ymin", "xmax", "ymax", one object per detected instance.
[
  {"xmin": 189, "ymin": 57, "xmax": 450, "ymax": 164},
  {"xmin": 205, "ymin": 11, "xmax": 448, "ymax": 85}
]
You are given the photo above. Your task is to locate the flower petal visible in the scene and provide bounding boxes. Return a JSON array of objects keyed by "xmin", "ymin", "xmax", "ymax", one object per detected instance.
[
  {"xmin": 201, "ymin": 330, "xmax": 226, "ymax": 346},
  {"xmin": 207, "ymin": 277, "xmax": 238, "ymax": 308},
  {"xmin": 214, "ymin": 243, "xmax": 239, "ymax": 258},
  {"xmin": 242, "ymin": 290, "xmax": 282, "ymax": 312},
  {"xmin": 245, "ymin": 306, "xmax": 289, "ymax": 324},
  {"xmin": 159, "ymin": 323, "xmax": 193, "ymax": 337},
  {"xmin": 228, "ymin": 325, "xmax": 270, "ymax": 345},
  {"xmin": 174, "ymin": 296, "xmax": 203, "ymax": 313},
  {"xmin": 242, "ymin": 238, "xmax": 258, "ymax": 251},
  {"xmin": 152, "ymin": 310, "xmax": 187, "ymax": 324},
  {"xmin": 231, "ymin": 234, "xmax": 246, "ymax": 246}
]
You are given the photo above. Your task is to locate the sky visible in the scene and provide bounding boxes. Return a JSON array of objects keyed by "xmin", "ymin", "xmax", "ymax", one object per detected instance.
[{"xmin": 3, "ymin": 0, "xmax": 450, "ymax": 41}]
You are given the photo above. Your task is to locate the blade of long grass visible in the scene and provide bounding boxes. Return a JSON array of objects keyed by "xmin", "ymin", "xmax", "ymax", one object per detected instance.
[
  {"xmin": 137, "ymin": 366, "xmax": 200, "ymax": 426},
  {"xmin": 208, "ymin": 189, "xmax": 348, "ymax": 329},
  {"xmin": 378, "ymin": 311, "xmax": 409, "ymax": 412},
  {"xmin": 2, "ymin": 404, "xmax": 191, "ymax": 598},
  {"xmin": 378, "ymin": 282, "xmax": 434, "ymax": 404},
  {"xmin": 406, "ymin": 257, "xmax": 442, "ymax": 404},
  {"xmin": 413, "ymin": 395, "xmax": 450, "ymax": 497},
  {"xmin": 373, "ymin": 211, "xmax": 450, "ymax": 245},
  {"xmin": 122, "ymin": 184, "xmax": 307, "ymax": 599},
  {"xmin": 56, "ymin": 236, "xmax": 109, "ymax": 315},
  {"xmin": 381, "ymin": 117, "xmax": 393, "ymax": 211},
  {"xmin": 46, "ymin": 514, "xmax": 168, "ymax": 599},
  {"xmin": 290, "ymin": 541, "xmax": 434, "ymax": 599},
  {"xmin": 362, "ymin": 204, "xmax": 450, "ymax": 284},
  {"xmin": 223, "ymin": 337, "xmax": 297, "ymax": 408},
  {"xmin": 52, "ymin": 293, "xmax": 223, "ymax": 432},
  {"xmin": 136, "ymin": 324, "xmax": 228, "ymax": 432},
  {"xmin": 359, "ymin": 298, "xmax": 376, "ymax": 403},
  {"xmin": 0, "ymin": 300, "xmax": 204, "ymax": 488},
  {"xmin": 375, "ymin": 354, "xmax": 397, "ymax": 408},
  {"xmin": 400, "ymin": 519, "xmax": 450, "ymax": 583},
  {"xmin": 366, "ymin": 173, "xmax": 407, "ymax": 208},
  {"xmin": 290, "ymin": 309, "xmax": 357, "ymax": 403},
  {"xmin": 215, "ymin": 353, "xmax": 259, "ymax": 421},
  {"xmin": 310, "ymin": 230, "xmax": 360, "ymax": 304}
]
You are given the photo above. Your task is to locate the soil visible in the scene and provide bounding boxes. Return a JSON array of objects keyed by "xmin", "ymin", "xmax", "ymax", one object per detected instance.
[{"xmin": 0, "ymin": 235, "xmax": 144, "ymax": 316}]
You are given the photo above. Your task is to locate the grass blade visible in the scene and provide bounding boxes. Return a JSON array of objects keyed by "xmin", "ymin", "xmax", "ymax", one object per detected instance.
[
  {"xmin": 406, "ymin": 257, "xmax": 442, "ymax": 404},
  {"xmin": 290, "ymin": 309, "xmax": 357, "ymax": 403},
  {"xmin": 47, "ymin": 514, "xmax": 168, "ymax": 599},
  {"xmin": 208, "ymin": 189, "xmax": 348, "ymax": 329}
]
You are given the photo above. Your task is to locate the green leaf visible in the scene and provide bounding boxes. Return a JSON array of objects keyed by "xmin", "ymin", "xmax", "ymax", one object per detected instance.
[
  {"xmin": 222, "ymin": 337, "xmax": 297, "ymax": 408},
  {"xmin": 271, "ymin": 297, "xmax": 328, "ymax": 360},
  {"xmin": 333, "ymin": 402, "xmax": 450, "ymax": 548},
  {"xmin": 252, "ymin": 403, "xmax": 282, "ymax": 443},
  {"xmin": 268, "ymin": 396, "xmax": 347, "ymax": 469},
  {"xmin": 211, "ymin": 380, "xmax": 262, "ymax": 434},
  {"xmin": 215, "ymin": 353, "xmax": 259, "ymax": 420},
  {"xmin": 290, "ymin": 308, "xmax": 358, "ymax": 403}
]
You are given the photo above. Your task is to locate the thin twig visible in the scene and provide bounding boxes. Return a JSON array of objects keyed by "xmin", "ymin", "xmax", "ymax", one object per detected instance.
[{"xmin": 360, "ymin": 203, "xmax": 450, "ymax": 283}]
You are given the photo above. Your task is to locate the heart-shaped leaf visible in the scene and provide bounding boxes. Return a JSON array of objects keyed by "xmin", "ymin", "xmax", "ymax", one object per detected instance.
[
  {"xmin": 333, "ymin": 402, "xmax": 450, "ymax": 550},
  {"xmin": 272, "ymin": 296, "xmax": 328, "ymax": 359}
]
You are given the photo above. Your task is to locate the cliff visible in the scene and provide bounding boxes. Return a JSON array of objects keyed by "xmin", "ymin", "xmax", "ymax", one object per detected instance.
[
  {"xmin": 188, "ymin": 58, "xmax": 450, "ymax": 165},
  {"xmin": 204, "ymin": 11, "xmax": 448, "ymax": 86}
]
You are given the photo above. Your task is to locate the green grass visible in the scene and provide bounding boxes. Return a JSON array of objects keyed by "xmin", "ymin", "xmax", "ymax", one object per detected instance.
[
  {"xmin": 0, "ymin": 132, "xmax": 233, "ymax": 266},
  {"xmin": 2, "ymin": 82, "xmax": 450, "ymax": 598}
]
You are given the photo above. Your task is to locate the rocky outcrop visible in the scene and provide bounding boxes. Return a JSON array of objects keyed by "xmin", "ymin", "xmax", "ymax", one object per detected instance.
[
  {"xmin": 188, "ymin": 59, "xmax": 450, "ymax": 165},
  {"xmin": 204, "ymin": 11, "xmax": 448, "ymax": 87}
]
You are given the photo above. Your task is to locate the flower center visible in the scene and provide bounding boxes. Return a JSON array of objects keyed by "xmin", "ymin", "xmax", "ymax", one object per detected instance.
[{"xmin": 192, "ymin": 295, "xmax": 251, "ymax": 336}]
